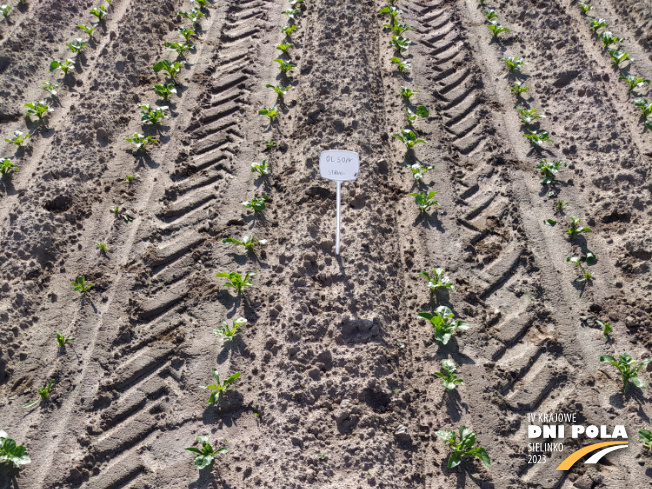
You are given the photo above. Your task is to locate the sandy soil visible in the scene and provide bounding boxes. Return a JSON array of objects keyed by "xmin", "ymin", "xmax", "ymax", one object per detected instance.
[{"xmin": 0, "ymin": 0, "xmax": 651, "ymax": 488}]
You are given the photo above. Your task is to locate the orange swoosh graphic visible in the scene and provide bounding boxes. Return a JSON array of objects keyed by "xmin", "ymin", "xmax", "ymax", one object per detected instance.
[{"xmin": 556, "ymin": 441, "xmax": 628, "ymax": 470}]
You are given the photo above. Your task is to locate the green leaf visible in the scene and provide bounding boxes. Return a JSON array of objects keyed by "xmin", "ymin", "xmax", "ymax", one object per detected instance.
[
  {"xmin": 194, "ymin": 454, "xmax": 213, "ymax": 469},
  {"xmin": 185, "ymin": 447, "xmax": 202, "ymax": 454},
  {"xmin": 447, "ymin": 451, "xmax": 462, "ymax": 468},
  {"xmin": 435, "ymin": 430, "xmax": 455, "ymax": 443},
  {"xmin": 632, "ymin": 377, "xmax": 649, "ymax": 389},
  {"xmin": 600, "ymin": 355, "xmax": 616, "ymax": 364},
  {"xmin": 544, "ymin": 219, "xmax": 557, "ymax": 226}
]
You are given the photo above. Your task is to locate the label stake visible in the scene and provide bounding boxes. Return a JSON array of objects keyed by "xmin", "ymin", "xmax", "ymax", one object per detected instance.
[{"xmin": 319, "ymin": 150, "xmax": 360, "ymax": 255}]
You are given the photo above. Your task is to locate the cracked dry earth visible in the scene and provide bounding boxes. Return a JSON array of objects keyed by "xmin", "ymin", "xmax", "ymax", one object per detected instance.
[{"xmin": 1, "ymin": 0, "xmax": 652, "ymax": 488}]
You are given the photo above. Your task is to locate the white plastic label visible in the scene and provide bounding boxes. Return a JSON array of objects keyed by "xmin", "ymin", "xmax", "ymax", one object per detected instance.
[{"xmin": 319, "ymin": 150, "xmax": 359, "ymax": 182}]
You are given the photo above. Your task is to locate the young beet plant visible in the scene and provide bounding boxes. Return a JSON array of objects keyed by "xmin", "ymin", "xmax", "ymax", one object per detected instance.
[
  {"xmin": 126, "ymin": 133, "xmax": 158, "ymax": 152},
  {"xmin": 66, "ymin": 38, "xmax": 88, "ymax": 54},
  {"xmin": 96, "ymin": 241, "xmax": 109, "ymax": 253},
  {"xmin": 72, "ymin": 275, "xmax": 94, "ymax": 295},
  {"xmin": 111, "ymin": 206, "xmax": 134, "ymax": 222},
  {"xmin": 400, "ymin": 86, "xmax": 420, "ymax": 102},
  {"xmin": 216, "ymin": 271, "xmax": 256, "ymax": 295},
  {"xmin": 25, "ymin": 101, "xmax": 53, "ymax": 121},
  {"xmin": 275, "ymin": 43, "xmax": 294, "ymax": 54},
  {"xmin": 409, "ymin": 191, "xmax": 439, "ymax": 214},
  {"xmin": 487, "ymin": 21, "xmax": 509, "ymax": 38},
  {"xmin": 599, "ymin": 31, "xmax": 623, "ymax": 49},
  {"xmin": 515, "ymin": 106, "xmax": 544, "ymax": 125},
  {"xmin": 1, "ymin": 5, "xmax": 12, "ymax": 20},
  {"xmin": 186, "ymin": 436, "xmax": 227, "ymax": 470},
  {"xmin": 499, "ymin": 56, "xmax": 524, "ymax": 72},
  {"xmin": 23, "ymin": 379, "xmax": 55, "ymax": 408},
  {"xmin": 0, "ymin": 158, "xmax": 18, "ymax": 177},
  {"xmin": 379, "ymin": 6, "xmax": 403, "ymax": 26},
  {"xmin": 266, "ymin": 84, "xmax": 292, "ymax": 99},
  {"xmin": 535, "ymin": 159, "xmax": 566, "ymax": 184},
  {"xmin": 251, "ymin": 159, "xmax": 269, "ymax": 176},
  {"xmin": 56, "ymin": 332, "xmax": 75, "ymax": 348},
  {"xmin": 434, "ymin": 360, "xmax": 464, "ymax": 391},
  {"xmin": 201, "ymin": 368, "xmax": 241, "ymax": 404},
  {"xmin": 0, "ymin": 431, "xmax": 30, "ymax": 469},
  {"xmin": 274, "ymin": 59, "xmax": 296, "ymax": 74},
  {"xmin": 608, "ymin": 49, "xmax": 631, "ymax": 67},
  {"xmin": 589, "ymin": 18, "xmax": 608, "ymax": 32},
  {"xmin": 567, "ymin": 216, "xmax": 591, "ymax": 237},
  {"xmin": 436, "ymin": 426, "xmax": 490, "ymax": 469},
  {"xmin": 419, "ymin": 268, "xmax": 456, "ymax": 294},
  {"xmin": 393, "ymin": 128, "xmax": 426, "ymax": 150},
  {"xmin": 389, "ymin": 36, "xmax": 412, "ymax": 53},
  {"xmin": 222, "ymin": 235, "xmax": 267, "ymax": 250},
  {"xmin": 418, "ymin": 306, "xmax": 469, "ymax": 345},
  {"xmin": 42, "ymin": 81, "xmax": 60, "ymax": 97},
  {"xmin": 567, "ymin": 256, "xmax": 594, "ymax": 283},
  {"xmin": 278, "ymin": 24, "xmax": 298, "ymax": 37},
  {"xmin": 77, "ymin": 24, "xmax": 96, "ymax": 38},
  {"xmin": 600, "ymin": 353, "xmax": 650, "ymax": 393},
  {"xmin": 633, "ymin": 98, "xmax": 652, "ymax": 118},
  {"xmin": 404, "ymin": 162, "xmax": 434, "ymax": 181},
  {"xmin": 523, "ymin": 129, "xmax": 553, "ymax": 147},
  {"xmin": 579, "ymin": 2, "xmax": 593, "ymax": 14},
  {"xmin": 50, "ymin": 58, "xmax": 76, "ymax": 75},
  {"xmin": 510, "ymin": 81, "xmax": 529, "ymax": 96},
  {"xmin": 242, "ymin": 195, "xmax": 268, "ymax": 212},
  {"xmin": 214, "ymin": 318, "xmax": 247, "ymax": 342},
  {"xmin": 390, "ymin": 57, "xmax": 411, "ymax": 73},
  {"xmin": 153, "ymin": 59, "xmax": 185, "ymax": 84},
  {"xmin": 177, "ymin": 8, "xmax": 205, "ymax": 24},
  {"xmin": 620, "ymin": 75, "xmax": 650, "ymax": 92},
  {"xmin": 259, "ymin": 106, "xmax": 279, "ymax": 122},
  {"xmin": 640, "ymin": 420, "xmax": 652, "ymax": 450},
  {"xmin": 139, "ymin": 104, "xmax": 169, "ymax": 125},
  {"xmin": 405, "ymin": 106, "xmax": 429, "ymax": 126},
  {"xmin": 385, "ymin": 22, "xmax": 412, "ymax": 36},
  {"xmin": 166, "ymin": 41, "xmax": 194, "ymax": 58},
  {"xmin": 90, "ymin": 5, "xmax": 108, "ymax": 21},
  {"xmin": 5, "ymin": 131, "xmax": 30, "ymax": 146},
  {"xmin": 596, "ymin": 320, "xmax": 612, "ymax": 342},
  {"xmin": 154, "ymin": 83, "xmax": 177, "ymax": 100}
]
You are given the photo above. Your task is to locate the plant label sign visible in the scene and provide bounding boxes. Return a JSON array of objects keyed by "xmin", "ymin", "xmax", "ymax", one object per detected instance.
[
  {"xmin": 319, "ymin": 150, "xmax": 359, "ymax": 255},
  {"xmin": 319, "ymin": 150, "xmax": 360, "ymax": 181}
]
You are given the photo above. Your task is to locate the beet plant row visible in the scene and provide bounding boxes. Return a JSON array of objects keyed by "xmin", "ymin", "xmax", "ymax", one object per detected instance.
[{"xmin": 479, "ymin": 0, "xmax": 651, "ymax": 438}]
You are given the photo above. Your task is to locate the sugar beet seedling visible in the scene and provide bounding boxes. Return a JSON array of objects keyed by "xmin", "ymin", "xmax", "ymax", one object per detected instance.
[
  {"xmin": 201, "ymin": 368, "xmax": 241, "ymax": 404},
  {"xmin": 186, "ymin": 435, "xmax": 227, "ymax": 469},
  {"xmin": 216, "ymin": 271, "xmax": 256, "ymax": 295},
  {"xmin": 23, "ymin": 379, "xmax": 55, "ymax": 408}
]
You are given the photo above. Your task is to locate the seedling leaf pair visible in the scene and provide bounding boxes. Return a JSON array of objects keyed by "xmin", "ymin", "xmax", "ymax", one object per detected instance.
[
  {"xmin": 153, "ymin": 59, "xmax": 186, "ymax": 83},
  {"xmin": 392, "ymin": 128, "xmax": 426, "ymax": 150},
  {"xmin": 251, "ymin": 159, "xmax": 269, "ymax": 176},
  {"xmin": 0, "ymin": 158, "xmax": 18, "ymax": 176},
  {"xmin": 600, "ymin": 353, "xmax": 650, "ymax": 393},
  {"xmin": 523, "ymin": 129, "xmax": 553, "ymax": 147},
  {"xmin": 186, "ymin": 435, "xmax": 228, "ymax": 470},
  {"xmin": 404, "ymin": 162, "xmax": 434, "ymax": 181},
  {"xmin": 535, "ymin": 159, "xmax": 566, "ymax": 184},
  {"xmin": 201, "ymin": 368, "xmax": 241, "ymax": 404},
  {"xmin": 435, "ymin": 426, "xmax": 490, "ymax": 469},
  {"xmin": 409, "ymin": 191, "xmax": 439, "ymax": 213},
  {"xmin": 214, "ymin": 318, "xmax": 247, "ymax": 341},
  {"xmin": 0, "ymin": 431, "xmax": 30, "ymax": 468},
  {"xmin": 242, "ymin": 195, "xmax": 268, "ymax": 212},
  {"xmin": 499, "ymin": 56, "xmax": 524, "ymax": 72},
  {"xmin": 216, "ymin": 271, "xmax": 257, "ymax": 294},
  {"xmin": 25, "ymin": 101, "xmax": 53, "ymax": 120},
  {"xmin": 23, "ymin": 379, "xmax": 55, "ymax": 408},
  {"xmin": 126, "ymin": 133, "xmax": 158, "ymax": 152},
  {"xmin": 72, "ymin": 275, "xmax": 94, "ymax": 295},
  {"xmin": 56, "ymin": 332, "xmax": 76, "ymax": 348},
  {"xmin": 418, "ymin": 306, "xmax": 469, "ymax": 345},
  {"xmin": 5, "ymin": 131, "xmax": 30, "ymax": 146},
  {"xmin": 222, "ymin": 235, "xmax": 267, "ymax": 250},
  {"xmin": 434, "ymin": 360, "xmax": 464, "ymax": 390},
  {"xmin": 418, "ymin": 268, "xmax": 456, "ymax": 293}
]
